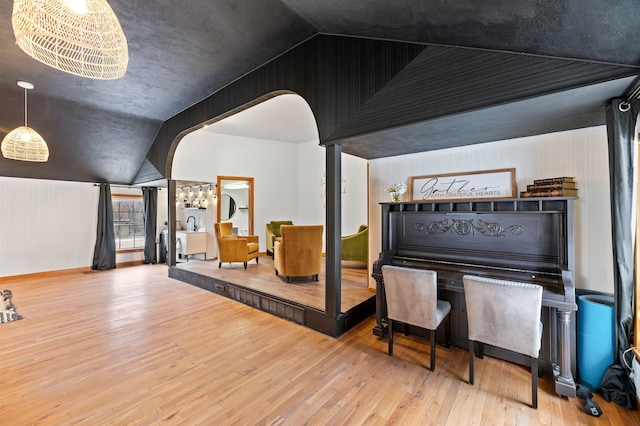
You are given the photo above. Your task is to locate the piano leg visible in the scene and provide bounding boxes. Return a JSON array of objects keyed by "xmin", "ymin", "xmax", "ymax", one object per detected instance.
[
  {"xmin": 554, "ymin": 309, "xmax": 577, "ymax": 398},
  {"xmin": 373, "ymin": 276, "xmax": 388, "ymax": 337}
]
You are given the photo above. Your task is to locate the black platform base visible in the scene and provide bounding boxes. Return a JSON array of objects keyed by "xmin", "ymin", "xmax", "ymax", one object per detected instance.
[{"xmin": 168, "ymin": 266, "xmax": 376, "ymax": 337}]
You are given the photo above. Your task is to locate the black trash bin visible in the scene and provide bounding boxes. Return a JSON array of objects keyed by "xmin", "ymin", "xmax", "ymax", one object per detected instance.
[{"xmin": 159, "ymin": 230, "xmax": 167, "ymax": 264}]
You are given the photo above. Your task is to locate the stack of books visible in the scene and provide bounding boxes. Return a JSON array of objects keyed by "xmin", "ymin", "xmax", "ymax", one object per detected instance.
[{"xmin": 520, "ymin": 177, "xmax": 578, "ymax": 198}]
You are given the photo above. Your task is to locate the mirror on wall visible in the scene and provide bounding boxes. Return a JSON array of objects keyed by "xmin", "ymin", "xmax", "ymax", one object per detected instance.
[
  {"xmin": 217, "ymin": 176, "xmax": 254, "ymax": 235},
  {"xmin": 220, "ymin": 194, "xmax": 236, "ymax": 220}
]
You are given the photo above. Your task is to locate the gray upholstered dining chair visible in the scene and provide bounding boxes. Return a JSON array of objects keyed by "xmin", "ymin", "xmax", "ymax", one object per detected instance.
[
  {"xmin": 381, "ymin": 265, "xmax": 451, "ymax": 371},
  {"xmin": 463, "ymin": 275, "xmax": 543, "ymax": 409}
]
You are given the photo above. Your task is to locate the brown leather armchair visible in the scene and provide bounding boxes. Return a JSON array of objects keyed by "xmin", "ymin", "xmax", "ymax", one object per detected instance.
[
  {"xmin": 214, "ymin": 222, "xmax": 259, "ymax": 269},
  {"xmin": 274, "ymin": 225, "xmax": 323, "ymax": 282}
]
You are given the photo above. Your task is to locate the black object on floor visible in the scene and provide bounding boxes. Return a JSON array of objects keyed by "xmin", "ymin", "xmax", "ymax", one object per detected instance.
[
  {"xmin": 577, "ymin": 385, "xmax": 603, "ymax": 417},
  {"xmin": 600, "ymin": 362, "xmax": 638, "ymax": 410}
]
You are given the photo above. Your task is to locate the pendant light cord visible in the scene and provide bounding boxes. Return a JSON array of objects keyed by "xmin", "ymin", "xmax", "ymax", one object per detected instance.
[{"xmin": 24, "ymin": 87, "xmax": 27, "ymax": 127}]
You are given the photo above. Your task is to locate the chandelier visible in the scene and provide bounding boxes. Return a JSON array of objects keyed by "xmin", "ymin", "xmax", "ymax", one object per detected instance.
[
  {"xmin": 1, "ymin": 81, "xmax": 49, "ymax": 162},
  {"xmin": 12, "ymin": 0, "xmax": 128, "ymax": 80}
]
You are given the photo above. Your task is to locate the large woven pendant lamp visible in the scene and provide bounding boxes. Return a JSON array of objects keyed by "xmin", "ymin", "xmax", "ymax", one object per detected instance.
[
  {"xmin": 12, "ymin": 0, "xmax": 128, "ymax": 80},
  {"xmin": 1, "ymin": 81, "xmax": 49, "ymax": 162}
]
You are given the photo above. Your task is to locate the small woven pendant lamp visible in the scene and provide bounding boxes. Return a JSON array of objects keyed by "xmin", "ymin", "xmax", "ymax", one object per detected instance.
[
  {"xmin": 1, "ymin": 81, "xmax": 49, "ymax": 162},
  {"xmin": 12, "ymin": 0, "xmax": 128, "ymax": 80}
]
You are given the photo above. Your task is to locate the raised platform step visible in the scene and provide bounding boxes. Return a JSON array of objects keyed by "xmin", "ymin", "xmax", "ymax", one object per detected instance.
[{"xmin": 168, "ymin": 262, "xmax": 375, "ymax": 337}]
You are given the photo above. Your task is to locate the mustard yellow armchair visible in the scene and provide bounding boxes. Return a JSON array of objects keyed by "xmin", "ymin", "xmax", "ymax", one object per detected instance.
[
  {"xmin": 265, "ymin": 220, "xmax": 293, "ymax": 255},
  {"xmin": 341, "ymin": 224, "xmax": 368, "ymax": 262},
  {"xmin": 274, "ymin": 225, "xmax": 323, "ymax": 282},
  {"xmin": 214, "ymin": 222, "xmax": 259, "ymax": 269}
]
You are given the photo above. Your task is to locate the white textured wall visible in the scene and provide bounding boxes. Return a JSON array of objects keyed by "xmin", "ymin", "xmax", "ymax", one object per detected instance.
[
  {"xmin": 0, "ymin": 178, "xmax": 98, "ymax": 277},
  {"xmin": 341, "ymin": 150, "xmax": 370, "ymax": 235},
  {"xmin": 368, "ymin": 126, "xmax": 614, "ymax": 293},
  {"xmin": 174, "ymin": 131, "xmax": 300, "ymax": 253},
  {"xmin": 6, "ymin": 126, "xmax": 604, "ymax": 283},
  {"xmin": 297, "ymin": 141, "xmax": 369, "ymax": 235},
  {"xmin": 0, "ymin": 179, "xmax": 170, "ymax": 277},
  {"xmin": 174, "ymin": 132, "xmax": 368, "ymax": 252},
  {"xmin": 0, "ymin": 133, "xmax": 367, "ymax": 277}
]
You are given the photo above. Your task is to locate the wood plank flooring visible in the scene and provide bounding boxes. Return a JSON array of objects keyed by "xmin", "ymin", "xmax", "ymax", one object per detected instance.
[
  {"xmin": 1, "ymin": 264, "xmax": 638, "ymax": 425},
  {"xmin": 175, "ymin": 255, "xmax": 372, "ymax": 312}
]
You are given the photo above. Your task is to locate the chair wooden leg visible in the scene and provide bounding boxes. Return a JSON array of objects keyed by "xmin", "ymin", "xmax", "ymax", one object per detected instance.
[
  {"xmin": 256, "ymin": 257, "xmax": 259, "ymax": 263},
  {"xmin": 388, "ymin": 319, "xmax": 394, "ymax": 356},
  {"xmin": 468, "ymin": 340, "xmax": 474, "ymax": 385},
  {"xmin": 477, "ymin": 342, "xmax": 485, "ymax": 359},
  {"xmin": 531, "ymin": 356, "xmax": 538, "ymax": 409},
  {"xmin": 218, "ymin": 262, "xmax": 222, "ymax": 268},
  {"xmin": 243, "ymin": 262, "xmax": 247, "ymax": 269},
  {"xmin": 275, "ymin": 269, "xmax": 278, "ymax": 276},
  {"xmin": 430, "ymin": 329, "xmax": 436, "ymax": 371}
]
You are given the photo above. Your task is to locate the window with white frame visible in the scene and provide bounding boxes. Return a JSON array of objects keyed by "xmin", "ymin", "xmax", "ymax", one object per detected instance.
[{"xmin": 112, "ymin": 194, "xmax": 145, "ymax": 250}]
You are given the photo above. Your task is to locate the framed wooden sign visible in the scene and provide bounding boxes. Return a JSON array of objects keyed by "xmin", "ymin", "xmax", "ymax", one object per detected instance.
[{"xmin": 410, "ymin": 168, "xmax": 516, "ymax": 201}]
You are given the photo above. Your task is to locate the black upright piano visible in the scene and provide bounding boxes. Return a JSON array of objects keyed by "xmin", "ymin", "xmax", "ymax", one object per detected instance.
[{"xmin": 372, "ymin": 197, "xmax": 577, "ymax": 398}]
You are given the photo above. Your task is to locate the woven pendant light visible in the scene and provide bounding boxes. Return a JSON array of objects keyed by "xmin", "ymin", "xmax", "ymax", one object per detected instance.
[
  {"xmin": 1, "ymin": 81, "xmax": 49, "ymax": 162},
  {"xmin": 12, "ymin": 0, "xmax": 128, "ymax": 80}
]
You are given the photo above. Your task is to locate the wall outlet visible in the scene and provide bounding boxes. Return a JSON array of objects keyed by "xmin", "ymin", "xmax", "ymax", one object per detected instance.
[{"xmin": 633, "ymin": 356, "xmax": 640, "ymax": 401}]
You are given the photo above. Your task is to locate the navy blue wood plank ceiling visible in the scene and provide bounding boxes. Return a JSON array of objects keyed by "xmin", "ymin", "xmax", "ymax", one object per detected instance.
[{"xmin": 0, "ymin": 1, "xmax": 638, "ymax": 184}]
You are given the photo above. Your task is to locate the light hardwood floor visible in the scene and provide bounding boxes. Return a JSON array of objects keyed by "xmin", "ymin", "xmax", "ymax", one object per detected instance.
[{"xmin": 1, "ymin": 264, "xmax": 638, "ymax": 425}]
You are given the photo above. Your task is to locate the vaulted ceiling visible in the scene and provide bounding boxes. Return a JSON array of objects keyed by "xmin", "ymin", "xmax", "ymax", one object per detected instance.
[{"xmin": 0, "ymin": 0, "xmax": 639, "ymax": 184}]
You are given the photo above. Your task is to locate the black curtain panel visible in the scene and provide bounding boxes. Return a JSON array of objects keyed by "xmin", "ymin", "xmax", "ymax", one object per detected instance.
[
  {"xmin": 143, "ymin": 187, "xmax": 158, "ymax": 264},
  {"xmin": 92, "ymin": 183, "xmax": 116, "ymax": 270},
  {"xmin": 605, "ymin": 98, "xmax": 638, "ymax": 364}
]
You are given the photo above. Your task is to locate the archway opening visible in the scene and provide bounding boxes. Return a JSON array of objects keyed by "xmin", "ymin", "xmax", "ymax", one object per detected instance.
[{"xmin": 169, "ymin": 93, "xmax": 371, "ymax": 325}]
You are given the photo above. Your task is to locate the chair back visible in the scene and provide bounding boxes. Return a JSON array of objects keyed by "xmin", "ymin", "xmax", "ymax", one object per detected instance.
[
  {"xmin": 214, "ymin": 222, "xmax": 236, "ymax": 257},
  {"xmin": 215, "ymin": 222, "xmax": 234, "ymax": 239},
  {"xmin": 463, "ymin": 275, "xmax": 543, "ymax": 357},
  {"xmin": 341, "ymin": 225, "xmax": 368, "ymax": 262},
  {"xmin": 382, "ymin": 265, "xmax": 440, "ymax": 330},
  {"xmin": 266, "ymin": 220, "xmax": 294, "ymax": 252},
  {"xmin": 268, "ymin": 220, "xmax": 293, "ymax": 237},
  {"xmin": 277, "ymin": 225, "xmax": 323, "ymax": 276}
]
